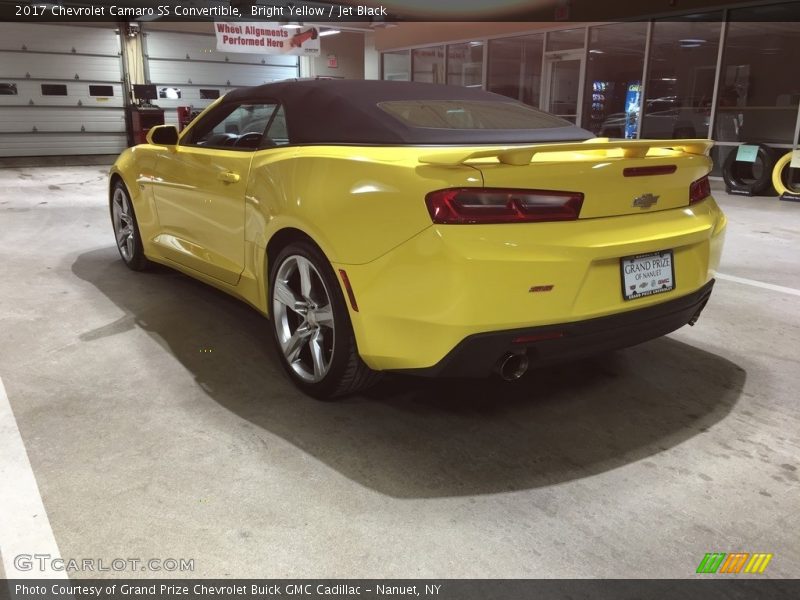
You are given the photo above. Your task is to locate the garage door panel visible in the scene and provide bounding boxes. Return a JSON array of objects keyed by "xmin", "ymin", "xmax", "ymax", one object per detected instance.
[
  {"xmin": 147, "ymin": 60, "xmax": 294, "ymax": 87},
  {"xmin": 145, "ymin": 31, "xmax": 297, "ymax": 67},
  {"xmin": 0, "ymin": 107, "xmax": 126, "ymax": 133},
  {"xmin": 0, "ymin": 23, "xmax": 120, "ymax": 55},
  {"xmin": 0, "ymin": 23, "xmax": 125, "ymax": 156},
  {"xmin": 0, "ymin": 133, "xmax": 126, "ymax": 156},
  {"xmin": 143, "ymin": 29, "xmax": 298, "ymax": 104},
  {"xmin": 152, "ymin": 85, "xmax": 231, "ymax": 105},
  {"xmin": 154, "ymin": 88, "xmax": 229, "ymax": 113},
  {"xmin": 0, "ymin": 81, "xmax": 125, "ymax": 108},
  {"xmin": 1, "ymin": 53, "xmax": 122, "ymax": 82}
]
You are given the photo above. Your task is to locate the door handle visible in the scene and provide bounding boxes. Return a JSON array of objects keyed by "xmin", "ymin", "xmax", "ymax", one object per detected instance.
[{"xmin": 218, "ymin": 171, "xmax": 240, "ymax": 184}]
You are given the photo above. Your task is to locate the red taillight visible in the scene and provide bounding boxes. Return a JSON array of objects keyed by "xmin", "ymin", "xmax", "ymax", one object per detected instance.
[
  {"xmin": 623, "ymin": 165, "xmax": 677, "ymax": 177},
  {"xmin": 425, "ymin": 188, "xmax": 583, "ymax": 224},
  {"xmin": 689, "ymin": 175, "xmax": 711, "ymax": 205}
]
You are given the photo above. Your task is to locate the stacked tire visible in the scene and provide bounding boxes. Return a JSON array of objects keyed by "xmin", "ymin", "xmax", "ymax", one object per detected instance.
[{"xmin": 722, "ymin": 144, "xmax": 778, "ymax": 195}]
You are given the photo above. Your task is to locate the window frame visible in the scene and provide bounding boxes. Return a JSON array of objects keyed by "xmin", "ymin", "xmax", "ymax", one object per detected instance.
[
  {"xmin": 181, "ymin": 99, "xmax": 286, "ymax": 152},
  {"xmin": 262, "ymin": 104, "xmax": 290, "ymax": 148}
]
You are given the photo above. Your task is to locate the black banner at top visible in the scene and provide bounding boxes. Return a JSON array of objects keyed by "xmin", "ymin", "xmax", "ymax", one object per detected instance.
[{"xmin": 2, "ymin": 0, "xmax": 800, "ymax": 22}]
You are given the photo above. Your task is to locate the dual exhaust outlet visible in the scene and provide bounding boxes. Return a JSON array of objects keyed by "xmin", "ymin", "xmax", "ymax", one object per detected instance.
[{"xmin": 495, "ymin": 352, "xmax": 530, "ymax": 382}]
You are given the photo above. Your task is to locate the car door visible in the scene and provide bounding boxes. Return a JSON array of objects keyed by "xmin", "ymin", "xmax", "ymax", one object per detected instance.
[{"xmin": 151, "ymin": 101, "xmax": 279, "ymax": 285}]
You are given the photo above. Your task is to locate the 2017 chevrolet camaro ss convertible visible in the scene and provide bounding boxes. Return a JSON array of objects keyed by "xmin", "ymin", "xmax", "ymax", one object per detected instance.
[{"xmin": 109, "ymin": 80, "xmax": 726, "ymax": 399}]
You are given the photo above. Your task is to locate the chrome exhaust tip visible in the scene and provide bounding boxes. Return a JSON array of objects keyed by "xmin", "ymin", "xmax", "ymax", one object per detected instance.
[{"xmin": 496, "ymin": 352, "xmax": 530, "ymax": 382}]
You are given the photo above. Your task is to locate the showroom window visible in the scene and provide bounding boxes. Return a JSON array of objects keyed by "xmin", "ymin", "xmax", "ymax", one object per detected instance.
[
  {"xmin": 641, "ymin": 15, "xmax": 722, "ymax": 140},
  {"xmin": 546, "ymin": 27, "xmax": 586, "ymax": 52},
  {"xmin": 487, "ymin": 34, "xmax": 544, "ymax": 107},
  {"xmin": 583, "ymin": 22, "xmax": 648, "ymax": 137},
  {"xmin": 412, "ymin": 46, "xmax": 445, "ymax": 84},
  {"xmin": 0, "ymin": 83, "xmax": 18, "ymax": 95},
  {"xmin": 382, "ymin": 50, "xmax": 411, "ymax": 81},
  {"xmin": 542, "ymin": 28, "xmax": 586, "ymax": 123},
  {"xmin": 446, "ymin": 42, "xmax": 484, "ymax": 88},
  {"xmin": 713, "ymin": 4, "xmax": 800, "ymax": 144}
]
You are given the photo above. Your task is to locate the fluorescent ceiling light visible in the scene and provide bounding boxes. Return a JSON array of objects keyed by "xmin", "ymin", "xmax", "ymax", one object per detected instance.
[
  {"xmin": 319, "ymin": 29, "xmax": 340, "ymax": 36},
  {"xmin": 680, "ymin": 38, "xmax": 707, "ymax": 44},
  {"xmin": 281, "ymin": 23, "xmax": 302, "ymax": 29}
]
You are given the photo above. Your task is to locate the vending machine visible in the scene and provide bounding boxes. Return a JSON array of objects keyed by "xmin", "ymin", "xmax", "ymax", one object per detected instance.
[
  {"xmin": 590, "ymin": 80, "xmax": 613, "ymax": 133},
  {"xmin": 624, "ymin": 82, "xmax": 642, "ymax": 139}
]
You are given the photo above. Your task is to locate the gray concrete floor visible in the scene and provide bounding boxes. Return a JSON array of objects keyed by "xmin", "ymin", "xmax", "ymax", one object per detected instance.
[{"xmin": 0, "ymin": 166, "xmax": 798, "ymax": 579}]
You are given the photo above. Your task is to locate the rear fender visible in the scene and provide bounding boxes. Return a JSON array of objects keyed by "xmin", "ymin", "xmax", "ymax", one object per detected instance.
[{"xmin": 250, "ymin": 146, "xmax": 482, "ymax": 265}]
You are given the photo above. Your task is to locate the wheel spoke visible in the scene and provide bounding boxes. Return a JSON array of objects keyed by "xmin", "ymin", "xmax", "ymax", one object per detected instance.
[
  {"xmin": 274, "ymin": 280, "xmax": 305, "ymax": 313},
  {"xmin": 309, "ymin": 329, "xmax": 326, "ymax": 377},
  {"xmin": 111, "ymin": 189, "xmax": 136, "ymax": 261},
  {"xmin": 282, "ymin": 324, "xmax": 311, "ymax": 363},
  {"xmin": 297, "ymin": 258, "xmax": 313, "ymax": 300},
  {"xmin": 313, "ymin": 304, "xmax": 334, "ymax": 329},
  {"xmin": 272, "ymin": 253, "xmax": 335, "ymax": 384}
]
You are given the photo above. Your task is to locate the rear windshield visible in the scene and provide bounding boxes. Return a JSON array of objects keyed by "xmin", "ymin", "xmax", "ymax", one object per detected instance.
[{"xmin": 378, "ymin": 100, "xmax": 570, "ymax": 130}]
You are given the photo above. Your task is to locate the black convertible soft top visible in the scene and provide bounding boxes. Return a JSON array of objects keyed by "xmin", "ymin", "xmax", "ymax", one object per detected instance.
[{"xmin": 223, "ymin": 79, "xmax": 593, "ymax": 145}]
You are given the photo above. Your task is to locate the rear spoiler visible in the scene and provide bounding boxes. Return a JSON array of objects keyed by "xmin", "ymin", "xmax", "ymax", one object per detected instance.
[{"xmin": 418, "ymin": 138, "xmax": 714, "ymax": 167}]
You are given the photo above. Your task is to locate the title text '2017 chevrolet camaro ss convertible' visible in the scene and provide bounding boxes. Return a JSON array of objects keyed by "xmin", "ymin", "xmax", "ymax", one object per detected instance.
[{"xmin": 109, "ymin": 80, "xmax": 726, "ymax": 399}]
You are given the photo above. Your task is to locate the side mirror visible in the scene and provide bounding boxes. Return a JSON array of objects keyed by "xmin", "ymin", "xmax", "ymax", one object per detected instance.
[{"xmin": 146, "ymin": 125, "xmax": 179, "ymax": 146}]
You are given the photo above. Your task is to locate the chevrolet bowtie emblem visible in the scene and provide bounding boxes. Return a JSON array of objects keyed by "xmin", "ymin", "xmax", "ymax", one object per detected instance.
[{"xmin": 633, "ymin": 193, "xmax": 660, "ymax": 209}]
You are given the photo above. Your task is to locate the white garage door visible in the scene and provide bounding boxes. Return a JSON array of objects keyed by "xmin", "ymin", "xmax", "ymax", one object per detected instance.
[
  {"xmin": 143, "ymin": 30, "xmax": 299, "ymax": 126},
  {"xmin": 0, "ymin": 24, "xmax": 126, "ymax": 157}
]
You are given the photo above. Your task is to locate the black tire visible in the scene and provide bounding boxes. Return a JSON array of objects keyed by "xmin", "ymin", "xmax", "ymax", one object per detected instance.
[
  {"xmin": 110, "ymin": 180, "xmax": 150, "ymax": 271},
  {"xmin": 722, "ymin": 144, "xmax": 777, "ymax": 195},
  {"xmin": 268, "ymin": 240, "xmax": 381, "ymax": 400}
]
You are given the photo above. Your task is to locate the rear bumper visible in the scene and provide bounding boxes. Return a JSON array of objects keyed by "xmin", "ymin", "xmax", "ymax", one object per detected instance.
[
  {"xmin": 339, "ymin": 200, "xmax": 725, "ymax": 371},
  {"xmin": 398, "ymin": 279, "xmax": 715, "ymax": 378}
]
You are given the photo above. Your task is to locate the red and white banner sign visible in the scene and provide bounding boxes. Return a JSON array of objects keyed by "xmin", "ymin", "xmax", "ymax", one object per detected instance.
[{"xmin": 214, "ymin": 22, "xmax": 321, "ymax": 56}]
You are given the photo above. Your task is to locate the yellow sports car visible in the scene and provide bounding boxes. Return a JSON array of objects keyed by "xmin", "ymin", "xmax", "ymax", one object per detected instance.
[{"xmin": 109, "ymin": 80, "xmax": 725, "ymax": 399}]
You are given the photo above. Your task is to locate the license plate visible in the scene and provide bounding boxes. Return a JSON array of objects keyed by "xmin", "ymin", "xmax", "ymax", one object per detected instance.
[{"xmin": 620, "ymin": 250, "xmax": 675, "ymax": 301}]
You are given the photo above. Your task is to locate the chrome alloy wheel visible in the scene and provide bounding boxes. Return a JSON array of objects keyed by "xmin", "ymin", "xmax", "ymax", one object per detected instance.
[
  {"xmin": 111, "ymin": 187, "xmax": 135, "ymax": 262},
  {"xmin": 272, "ymin": 255, "xmax": 336, "ymax": 383}
]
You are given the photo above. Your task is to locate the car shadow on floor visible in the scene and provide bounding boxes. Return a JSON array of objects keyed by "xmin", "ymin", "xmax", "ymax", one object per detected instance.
[{"xmin": 72, "ymin": 248, "xmax": 746, "ymax": 498}]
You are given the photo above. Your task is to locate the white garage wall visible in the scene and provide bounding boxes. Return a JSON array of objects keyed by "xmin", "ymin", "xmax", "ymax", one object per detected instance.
[
  {"xmin": 142, "ymin": 29, "xmax": 299, "ymax": 126},
  {"xmin": 0, "ymin": 23, "xmax": 127, "ymax": 157}
]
